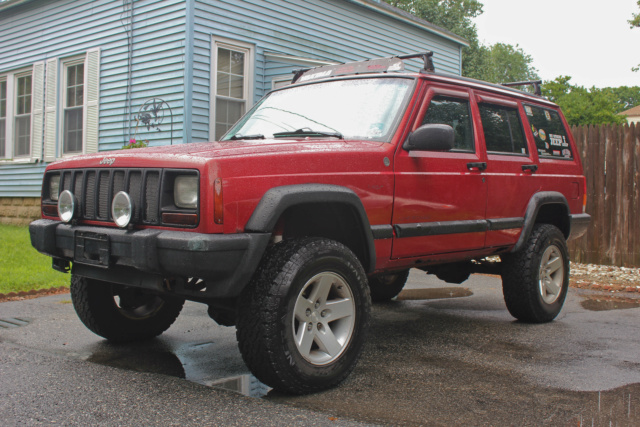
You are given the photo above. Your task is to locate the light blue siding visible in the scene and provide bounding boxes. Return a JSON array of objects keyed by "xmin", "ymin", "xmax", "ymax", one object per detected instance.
[{"xmin": 0, "ymin": 0, "xmax": 464, "ymax": 197}]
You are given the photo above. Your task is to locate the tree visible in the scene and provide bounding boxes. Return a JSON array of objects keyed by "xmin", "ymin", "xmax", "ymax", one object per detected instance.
[
  {"xmin": 541, "ymin": 77, "xmax": 627, "ymax": 126},
  {"xmin": 482, "ymin": 43, "xmax": 539, "ymax": 83},
  {"xmin": 387, "ymin": 0, "xmax": 538, "ymax": 83},
  {"xmin": 631, "ymin": 1, "xmax": 640, "ymax": 71}
]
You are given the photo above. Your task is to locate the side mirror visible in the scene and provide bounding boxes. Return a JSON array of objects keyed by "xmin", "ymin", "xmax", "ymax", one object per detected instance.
[{"xmin": 403, "ymin": 124, "xmax": 454, "ymax": 152}]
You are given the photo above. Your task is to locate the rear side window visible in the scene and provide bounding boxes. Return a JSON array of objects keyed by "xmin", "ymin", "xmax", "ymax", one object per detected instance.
[
  {"xmin": 523, "ymin": 104, "xmax": 573, "ymax": 159},
  {"xmin": 421, "ymin": 96, "xmax": 474, "ymax": 152},
  {"xmin": 479, "ymin": 104, "xmax": 528, "ymax": 155}
]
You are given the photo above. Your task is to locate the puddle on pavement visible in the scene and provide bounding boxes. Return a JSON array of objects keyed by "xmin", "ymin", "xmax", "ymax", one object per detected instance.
[
  {"xmin": 205, "ymin": 374, "xmax": 271, "ymax": 398},
  {"xmin": 86, "ymin": 340, "xmax": 270, "ymax": 398},
  {"xmin": 581, "ymin": 295, "xmax": 640, "ymax": 311},
  {"xmin": 397, "ymin": 287, "xmax": 473, "ymax": 301}
]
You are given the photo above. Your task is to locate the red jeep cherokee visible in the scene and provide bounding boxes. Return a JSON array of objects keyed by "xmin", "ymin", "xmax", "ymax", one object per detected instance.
[{"xmin": 30, "ymin": 53, "xmax": 590, "ymax": 394}]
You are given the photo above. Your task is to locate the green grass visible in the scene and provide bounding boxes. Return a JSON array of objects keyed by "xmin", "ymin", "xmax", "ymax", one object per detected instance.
[{"xmin": 0, "ymin": 224, "xmax": 70, "ymax": 294}]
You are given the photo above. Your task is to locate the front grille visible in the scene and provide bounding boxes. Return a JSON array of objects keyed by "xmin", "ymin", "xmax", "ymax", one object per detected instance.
[{"xmin": 56, "ymin": 168, "xmax": 162, "ymax": 224}]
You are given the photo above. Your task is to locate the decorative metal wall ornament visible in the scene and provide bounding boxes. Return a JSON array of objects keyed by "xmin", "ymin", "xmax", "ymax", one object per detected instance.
[{"xmin": 135, "ymin": 98, "xmax": 175, "ymax": 145}]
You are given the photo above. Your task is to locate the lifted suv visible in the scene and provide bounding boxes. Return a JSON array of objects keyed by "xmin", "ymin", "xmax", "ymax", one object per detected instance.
[{"xmin": 31, "ymin": 52, "xmax": 590, "ymax": 394}]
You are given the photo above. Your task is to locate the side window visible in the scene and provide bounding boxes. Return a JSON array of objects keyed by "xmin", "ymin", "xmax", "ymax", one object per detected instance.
[
  {"xmin": 421, "ymin": 96, "xmax": 474, "ymax": 151},
  {"xmin": 479, "ymin": 103, "xmax": 528, "ymax": 155},
  {"xmin": 62, "ymin": 61, "xmax": 84, "ymax": 154},
  {"xmin": 14, "ymin": 73, "xmax": 32, "ymax": 157},
  {"xmin": 524, "ymin": 104, "xmax": 573, "ymax": 159},
  {"xmin": 0, "ymin": 80, "xmax": 5, "ymax": 157},
  {"xmin": 212, "ymin": 39, "xmax": 253, "ymax": 140}
]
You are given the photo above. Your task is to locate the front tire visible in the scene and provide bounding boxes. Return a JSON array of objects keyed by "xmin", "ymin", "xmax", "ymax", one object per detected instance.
[
  {"xmin": 501, "ymin": 224, "xmax": 570, "ymax": 323},
  {"xmin": 236, "ymin": 238, "xmax": 371, "ymax": 394},
  {"xmin": 70, "ymin": 275, "xmax": 184, "ymax": 342}
]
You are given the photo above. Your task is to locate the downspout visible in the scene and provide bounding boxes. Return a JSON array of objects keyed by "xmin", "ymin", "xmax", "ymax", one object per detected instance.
[{"xmin": 183, "ymin": 0, "xmax": 195, "ymax": 144}]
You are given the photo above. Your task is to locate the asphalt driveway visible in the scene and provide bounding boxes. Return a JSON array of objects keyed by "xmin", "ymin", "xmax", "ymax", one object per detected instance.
[{"xmin": 1, "ymin": 271, "xmax": 639, "ymax": 426}]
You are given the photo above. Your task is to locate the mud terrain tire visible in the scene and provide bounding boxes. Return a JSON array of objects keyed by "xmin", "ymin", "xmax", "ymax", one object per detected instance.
[
  {"xmin": 236, "ymin": 238, "xmax": 371, "ymax": 394},
  {"xmin": 501, "ymin": 224, "xmax": 569, "ymax": 323},
  {"xmin": 70, "ymin": 275, "xmax": 184, "ymax": 342}
]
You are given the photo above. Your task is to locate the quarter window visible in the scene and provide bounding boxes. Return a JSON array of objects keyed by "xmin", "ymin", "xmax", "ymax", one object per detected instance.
[
  {"xmin": 421, "ymin": 96, "xmax": 474, "ymax": 151},
  {"xmin": 15, "ymin": 73, "xmax": 32, "ymax": 157},
  {"xmin": 63, "ymin": 62, "xmax": 84, "ymax": 154},
  {"xmin": 524, "ymin": 104, "xmax": 573, "ymax": 159},
  {"xmin": 479, "ymin": 104, "xmax": 528, "ymax": 155}
]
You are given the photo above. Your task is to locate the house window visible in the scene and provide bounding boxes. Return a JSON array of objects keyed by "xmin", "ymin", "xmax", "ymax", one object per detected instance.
[
  {"xmin": 15, "ymin": 73, "xmax": 32, "ymax": 157},
  {"xmin": 63, "ymin": 62, "xmax": 84, "ymax": 154},
  {"xmin": 212, "ymin": 39, "xmax": 253, "ymax": 140},
  {"xmin": 0, "ymin": 80, "xmax": 6, "ymax": 157}
]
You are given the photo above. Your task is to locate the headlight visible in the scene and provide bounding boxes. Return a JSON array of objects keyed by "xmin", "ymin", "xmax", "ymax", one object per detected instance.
[
  {"xmin": 49, "ymin": 175, "xmax": 60, "ymax": 201},
  {"xmin": 174, "ymin": 176, "xmax": 198, "ymax": 209},
  {"xmin": 57, "ymin": 190, "xmax": 76, "ymax": 223},
  {"xmin": 112, "ymin": 191, "xmax": 133, "ymax": 228}
]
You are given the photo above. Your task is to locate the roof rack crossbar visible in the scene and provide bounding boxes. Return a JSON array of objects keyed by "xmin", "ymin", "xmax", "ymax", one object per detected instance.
[
  {"xmin": 501, "ymin": 80, "xmax": 542, "ymax": 96},
  {"xmin": 397, "ymin": 51, "xmax": 435, "ymax": 73}
]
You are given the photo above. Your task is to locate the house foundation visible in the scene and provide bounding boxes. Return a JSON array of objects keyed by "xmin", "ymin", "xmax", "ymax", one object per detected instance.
[{"xmin": 0, "ymin": 197, "xmax": 41, "ymax": 226}]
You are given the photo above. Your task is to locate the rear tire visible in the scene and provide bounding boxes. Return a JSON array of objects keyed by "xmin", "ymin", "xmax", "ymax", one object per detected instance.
[
  {"xmin": 70, "ymin": 275, "xmax": 184, "ymax": 342},
  {"xmin": 236, "ymin": 238, "xmax": 371, "ymax": 394},
  {"xmin": 501, "ymin": 224, "xmax": 569, "ymax": 323},
  {"xmin": 368, "ymin": 270, "xmax": 409, "ymax": 302}
]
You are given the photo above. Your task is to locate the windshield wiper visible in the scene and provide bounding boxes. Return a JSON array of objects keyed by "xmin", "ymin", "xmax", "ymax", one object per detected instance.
[
  {"xmin": 229, "ymin": 134, "xmax": 265, "ymax": 140},
  {"xmin": 272, "ymin": 128, "xmax": 343, "ymax": 139}
]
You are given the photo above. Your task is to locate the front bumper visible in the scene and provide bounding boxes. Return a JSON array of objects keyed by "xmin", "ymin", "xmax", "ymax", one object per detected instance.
[{"xmin": 29, "ymin": 219, "xmax": 270, "ymax": 299}]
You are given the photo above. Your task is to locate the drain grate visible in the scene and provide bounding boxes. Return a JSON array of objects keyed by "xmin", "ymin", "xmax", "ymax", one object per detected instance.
[{"xmin": 0, "ymin": 317, "xmax": 30, "ymax": 329}]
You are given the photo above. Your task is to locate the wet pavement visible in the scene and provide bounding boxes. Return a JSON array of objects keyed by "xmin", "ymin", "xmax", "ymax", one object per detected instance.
[{"xmin": 1, "ymin": 271, "xmax": 639, "ymax": 425}]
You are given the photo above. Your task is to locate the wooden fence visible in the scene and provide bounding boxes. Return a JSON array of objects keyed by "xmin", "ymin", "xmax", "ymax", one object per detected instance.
[{"xmin": 568, "ymin": 123, "xmax": 640, "ymax": 267}]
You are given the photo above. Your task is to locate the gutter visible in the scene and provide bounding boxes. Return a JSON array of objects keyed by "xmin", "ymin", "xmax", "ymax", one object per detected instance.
[{"xmin": 0, "ymin": 0, "xmax": 37, "ymax": 12}]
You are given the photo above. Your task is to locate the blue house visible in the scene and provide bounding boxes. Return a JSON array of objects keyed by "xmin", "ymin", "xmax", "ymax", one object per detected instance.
[{"xmin": 0, "ymin": 0, "xmax": 467, "ymax": 224}]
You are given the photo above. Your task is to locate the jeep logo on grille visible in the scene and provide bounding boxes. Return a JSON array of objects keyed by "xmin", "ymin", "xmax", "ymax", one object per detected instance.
[{"xmin": 99, "ymin": 157, "xmax": 116, "ymax": 166}]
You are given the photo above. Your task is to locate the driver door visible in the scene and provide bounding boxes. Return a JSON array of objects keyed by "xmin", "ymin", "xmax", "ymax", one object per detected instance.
[{"xmin": 391, "ymin": 86, "xmax": 488, "ymax": 258}]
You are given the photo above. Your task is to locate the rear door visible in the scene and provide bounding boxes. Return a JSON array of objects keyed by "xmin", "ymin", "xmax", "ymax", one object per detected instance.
[
  {"xmin": 474, "ymin": 93, "xmax": 539, "ymax": 248},
  {"xmin": 392, "ymin": 85, "xmax": 488, "ymax": 258}
]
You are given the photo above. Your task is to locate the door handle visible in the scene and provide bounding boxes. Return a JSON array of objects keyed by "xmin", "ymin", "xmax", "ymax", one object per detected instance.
[
  {"xmin": 467, "ymin": 162, "xmax": 487, "ymax": 171},
  {"xmin": 521, "ymin": 164, "xmax": 538, "ymax": 173}
]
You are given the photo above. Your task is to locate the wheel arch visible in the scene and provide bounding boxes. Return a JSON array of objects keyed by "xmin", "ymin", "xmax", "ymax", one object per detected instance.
[
  {"xmin": 245, "ymin": 184, "xmax": 376, "ymax": 273},
  {"xmin": 512, "ymin": 191, "xmax": 571, "ymax": 253}
]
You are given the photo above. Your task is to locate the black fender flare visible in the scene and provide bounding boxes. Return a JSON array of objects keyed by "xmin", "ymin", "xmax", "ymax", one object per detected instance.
[
  {"xmin": 512, "ymin": 191, "xmax": 570, "ymax": 253},
  {"xmin": 245, "ymin": 184, "xmax": 376, "ymax": 272}
]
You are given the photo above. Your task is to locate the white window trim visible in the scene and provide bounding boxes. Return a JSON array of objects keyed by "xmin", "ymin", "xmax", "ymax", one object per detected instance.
[
  {"xmin": 210, "ymin": 37, "xmax": 254, "ymax": 141},
  {"xmin": 0, "ymin": 65, "xmax": 41, "ymax": 164},
  {"xmin": 59, "ymin": 55, "xmax": 86, "ymax": 158}
]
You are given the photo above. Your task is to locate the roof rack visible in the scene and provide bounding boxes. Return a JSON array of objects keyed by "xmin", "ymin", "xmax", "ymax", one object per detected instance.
[
  {"xmin": 291, "ymin": 51, "xmax": 436, "ymax": 84},
  {"xmin": 501, "ymin": 80, "xmax": 542, "ymax": 96}
]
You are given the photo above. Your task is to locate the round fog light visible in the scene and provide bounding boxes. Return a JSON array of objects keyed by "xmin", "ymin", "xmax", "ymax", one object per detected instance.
[
  {"xmin": 57, "ymin": 190, "xmax": 76, "ymax": 223},
  {"xmin": 112, "ymin": 191, "xmax": 133, "ymax": 228}
]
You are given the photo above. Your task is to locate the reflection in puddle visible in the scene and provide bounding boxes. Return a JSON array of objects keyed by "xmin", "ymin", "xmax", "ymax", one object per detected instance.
[
  {"xmin": 207, "ymin": 374, "xmax": 271, "ymax": 398},
  {"xmin": 581, "ymin": 295, "xmax": 640, "ymax": 311},
  {"xmin": 87, "ymin": 341, "xmax": 186, "ymax": 379},
  {"xmin": 397, "ymin": 287, "xmax": 473, "ymax": 301},
  {"xmin": 86, "ymin": 340, "xmax": 270, "ymax": 398}
]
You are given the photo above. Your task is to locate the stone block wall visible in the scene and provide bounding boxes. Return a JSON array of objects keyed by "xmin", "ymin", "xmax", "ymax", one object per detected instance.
[{"xmin": 0, "ymin": 197, "xmax": 41, "ymax": 226}]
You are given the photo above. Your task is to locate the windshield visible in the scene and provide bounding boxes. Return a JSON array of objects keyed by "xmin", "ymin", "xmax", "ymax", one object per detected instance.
[{"xmin": 222, "ymin": 77, "xmax": 414, "ymax": 142}]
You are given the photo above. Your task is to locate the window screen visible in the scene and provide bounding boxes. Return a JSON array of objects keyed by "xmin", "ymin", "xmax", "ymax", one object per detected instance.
[
  {"xmin": 479, "ymin": 104, "xmax": 527, "ymax": 155},
  {"xmin": 421, "ymin": 96, "xmax": 474, "ymax": 151},
  {"xmin": 523, "ymin": 104, "xmax": 573, "ymax": 159}
]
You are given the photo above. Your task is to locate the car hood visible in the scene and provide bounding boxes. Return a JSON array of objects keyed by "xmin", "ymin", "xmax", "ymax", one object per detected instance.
[{"xmin": 46, "ymin": 139, "xmax": 386, "ymax": 169}]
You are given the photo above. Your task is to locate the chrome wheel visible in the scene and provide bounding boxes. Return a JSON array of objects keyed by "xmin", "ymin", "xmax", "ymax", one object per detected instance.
[
  {"xmin": 538, "ymin": 245, "xmax": 564, "ymax": 304},
  {"xmin": 292, "ymin": 272, "xmax": 356, "ymax": 365}
]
